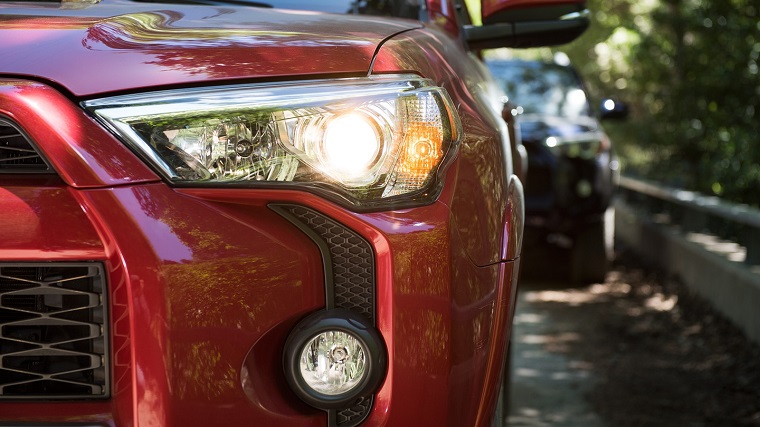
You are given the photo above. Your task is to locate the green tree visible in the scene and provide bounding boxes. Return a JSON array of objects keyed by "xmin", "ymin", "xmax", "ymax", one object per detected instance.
[{"xmin": 561, "ymin": 0, "xmax": 760, "ymax": 206}]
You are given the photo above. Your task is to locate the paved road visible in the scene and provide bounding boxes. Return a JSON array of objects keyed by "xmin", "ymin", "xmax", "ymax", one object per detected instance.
[
  {"xmin": 504, "ymin": 253, "xmax": 760, "ymax": 427},
  {"xmin": 507, "ymin": 279, "xmax": 606, "ymax": 427}
]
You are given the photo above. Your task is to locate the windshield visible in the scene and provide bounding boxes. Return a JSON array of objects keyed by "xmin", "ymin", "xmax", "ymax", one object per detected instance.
[{"xmin": 487, "ymin": 60, "xmax": 591, "ymax": 119}]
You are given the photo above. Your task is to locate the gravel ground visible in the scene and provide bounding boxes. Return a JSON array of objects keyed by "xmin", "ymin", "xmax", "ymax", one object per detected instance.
[{"xmin": 511, "ymin": 247, "xmax": 760, "ymax": 426}]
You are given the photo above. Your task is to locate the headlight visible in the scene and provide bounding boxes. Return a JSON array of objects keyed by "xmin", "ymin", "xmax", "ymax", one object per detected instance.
[
  {"xmin": 545, "ymin": 135, "xmax": 602, "ymax": 159},
  {"xmin": 84, "ymin": 75, "xmax": 461, "ymax": 209}
]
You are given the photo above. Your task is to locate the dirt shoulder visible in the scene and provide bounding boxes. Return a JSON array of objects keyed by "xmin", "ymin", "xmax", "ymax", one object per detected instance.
[{"xmin": 515, "ymin": 249, "xmax": 760, "ymax": 426}]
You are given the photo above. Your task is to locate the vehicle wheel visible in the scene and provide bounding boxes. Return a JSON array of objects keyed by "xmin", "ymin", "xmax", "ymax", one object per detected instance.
[
  {"xmin": 569, "ymin": 210, "xmax": 613, "ymax": 283},
  {"xmin": 493, "ymin": 344, "xmax": 512, "ymax": 427}
]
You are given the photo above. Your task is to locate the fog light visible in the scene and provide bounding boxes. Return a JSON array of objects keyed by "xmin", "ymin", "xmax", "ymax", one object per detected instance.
[
  {"xmin": 299, "ymin": 330, "xmax": 367, "ymax": 395},
  {"xmin": 284, "ymin": 310, "xmax": 386, "ymax": 409}
]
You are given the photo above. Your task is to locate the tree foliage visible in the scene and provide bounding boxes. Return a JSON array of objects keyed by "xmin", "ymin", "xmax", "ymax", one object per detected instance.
[{"xmin": 560, "ymin": 0, "xmax": 760, "ymax": 205}]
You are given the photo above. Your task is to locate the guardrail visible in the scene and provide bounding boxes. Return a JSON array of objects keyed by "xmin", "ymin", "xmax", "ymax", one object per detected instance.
[
  {"xmin": 615, "ymin": 175, "xmax": 760, "ymax": 344},
  {"xmin": 618, "ymin": 176, "xmax": 760, "ymax": 266}
]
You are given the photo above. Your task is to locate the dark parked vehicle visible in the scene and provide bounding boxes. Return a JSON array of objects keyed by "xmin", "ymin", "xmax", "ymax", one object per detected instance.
[
  {"xmin": 487, "ymin": 56, "xmax": 628, "ymax": 283},
  {"xmin": 0, "ymin": 1, "xmax": 588, "ymax": 425}
]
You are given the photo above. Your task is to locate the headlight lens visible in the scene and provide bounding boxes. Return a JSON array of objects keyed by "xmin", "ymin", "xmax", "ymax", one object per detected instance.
[
  {"xmin": 545, "ymin": 136, "xmax": 601, "ymax": 159},
  {"xmin": 84, "ymin": 75, "xmax": 461, "ymax": 209}
]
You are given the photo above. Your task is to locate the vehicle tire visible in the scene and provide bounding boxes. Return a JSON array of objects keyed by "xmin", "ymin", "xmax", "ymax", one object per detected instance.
[
  {"xmin": 569, "ymin": 210, "xmax": 613, "ymax": 283},
  {"xmin": 493, "ymin": 343, "xmax": 512, "ymax": 427}
]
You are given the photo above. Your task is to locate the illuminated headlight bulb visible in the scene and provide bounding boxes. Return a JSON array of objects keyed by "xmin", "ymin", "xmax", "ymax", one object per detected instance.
[
  {"xmin": 299, "ymin": 331, "xmax": 368, "ymax": 395},
  {"xmin": 321, "ymin": 113, "xmax": 381, "ymax": 183}
]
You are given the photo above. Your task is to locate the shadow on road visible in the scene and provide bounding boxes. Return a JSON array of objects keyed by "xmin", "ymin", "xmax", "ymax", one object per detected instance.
[
  {"xmin": 507, "ymin": 250, "xmax": 760, "ymax": 426},
  {"xmin": 509, "ymin": 248, "xmax": 760, "ymax": 427},
  {"xmin": 508, "ymin": 278, "xmax": 606, "ymax": 426}
]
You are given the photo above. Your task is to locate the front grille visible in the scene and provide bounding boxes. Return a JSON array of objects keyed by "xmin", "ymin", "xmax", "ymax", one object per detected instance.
[
  {"xmin": 524, "ymin": 142, "xmax": 553, "ymax": 197},
  {"xmin": 270, "ymin": 204, "xmax": 375, "ymax": 427},
  {"xmin": 0, "ymin": 118, "xmax": 52, "ymax": 173},
  {"xmin": 0, "ymin": 263, "xmax": 109, "ymax": 399}
]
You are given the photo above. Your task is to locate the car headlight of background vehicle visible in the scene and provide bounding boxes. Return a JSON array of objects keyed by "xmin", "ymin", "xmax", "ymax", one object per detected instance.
[
  {"xmin": 84, "ymin": 75, "xmax": 461, "ymax": 209},
  {"xmin": 544, "ymin": 134, "xmax": 607, "ymax": 160}
]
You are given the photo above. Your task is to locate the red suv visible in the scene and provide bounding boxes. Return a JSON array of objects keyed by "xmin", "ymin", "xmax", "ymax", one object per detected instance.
[{"xmin": 0, "ymin": 1, "xmax": 586, "ymax": 425}]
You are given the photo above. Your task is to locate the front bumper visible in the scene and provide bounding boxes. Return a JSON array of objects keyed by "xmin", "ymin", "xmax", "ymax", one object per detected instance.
[
  {"xmin": 0, "ymin": 179, "xmax": 518, "ymax": 426},
  {"xmin": 524, "ymin": 141, "xmax": 616, "ymax": 232}
]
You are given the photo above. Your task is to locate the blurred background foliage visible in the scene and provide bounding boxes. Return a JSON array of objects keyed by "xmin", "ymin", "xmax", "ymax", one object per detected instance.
[{"xmin": 479, "ymin": 0, "xmax": 760, "ymax": 206}]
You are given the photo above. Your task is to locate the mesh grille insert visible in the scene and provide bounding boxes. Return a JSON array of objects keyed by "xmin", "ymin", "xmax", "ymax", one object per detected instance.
[
  {"xmin": 0, "ymin": 119, "xmax": 52, "ymax": 173},
  {"xmin": 337, "ymin": 396, "xmax": 373, "ymax": 427},
  {"xmin": 0, "ymin": 263, "xmax": 109, "ymax": 399},
  {"xmin": 274, "ymin": 205, "xmax": 375, "ymax": 322}
]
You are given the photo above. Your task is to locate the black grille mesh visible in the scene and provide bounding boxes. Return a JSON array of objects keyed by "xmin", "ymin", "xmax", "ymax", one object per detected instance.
[
  {"xmin": 271, "ymin": 204, "xmax": 375, "ymax": 427},
  {"xmin": 336, "ymin": 396, "xmax": 373, "ymax": 426},
  {"xmin": 0, "ymin": 119, "xmax": 51, "ymax": 172},
  {"xmin": 276, "ymin": 205, "xmax": 374, "ymax": 322},
  {"xmin": 0, "ymin": 263, "xmax": 108, "ymax": 399}
]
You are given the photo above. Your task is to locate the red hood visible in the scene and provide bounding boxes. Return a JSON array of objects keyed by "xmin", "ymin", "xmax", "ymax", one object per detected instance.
[{"xmin": 0, "ymin": 0, "xmax": 419, "ymax": 97}]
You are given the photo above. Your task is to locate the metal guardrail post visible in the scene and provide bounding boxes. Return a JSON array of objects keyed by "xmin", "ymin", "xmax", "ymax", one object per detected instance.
[
  {"xmin": 683, "ymin": 209, "xmax": 707, "ymax": 233},
  {"xmin": 743, "ymin": 228, "xmax": 760, "ymax": 266}
]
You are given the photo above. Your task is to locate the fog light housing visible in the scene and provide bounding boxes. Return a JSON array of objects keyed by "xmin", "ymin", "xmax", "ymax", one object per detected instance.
[{"xmin": 284, "ymin": 310, "xmax": 386, "ymax": 410}]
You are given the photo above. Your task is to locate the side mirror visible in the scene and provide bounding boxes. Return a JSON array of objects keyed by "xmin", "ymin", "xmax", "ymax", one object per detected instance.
[
  {"xmin": 599, "ymin": 98, "xmax": 629, "ymax": 120},
  {"xmin": 463, "ymin": 0, "xmax": 589, "ymax": 50}
]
